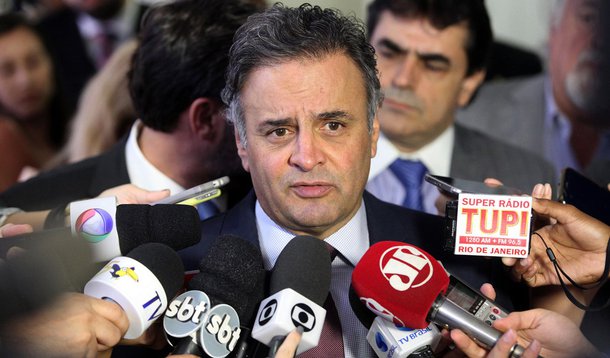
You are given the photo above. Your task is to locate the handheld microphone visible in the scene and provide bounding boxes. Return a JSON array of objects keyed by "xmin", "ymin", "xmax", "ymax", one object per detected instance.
[
  {"xmin": 252, "ymin": 235, "xmax": 331, "ymax": 356},
  {"xmin": 349, "ymin": 286, "xmax": 441, "ymax": 358},
  {"xmin": 368, "ymin": 317, "xmax": 441, "ymax": 358},
  {"xmin": 0, "ymin": 204, "xmax": 201, "ymax": 263},
  {"xmin": 164, "ymin": 235, "xmax": 266, "ymax": 357},
  {"xmin": 84, "ymin": 242, "xmax": 185, "ymax": 339},
  {"xmin": 352, "ymin": 241, "xmax": 528, "ymax": 357}
]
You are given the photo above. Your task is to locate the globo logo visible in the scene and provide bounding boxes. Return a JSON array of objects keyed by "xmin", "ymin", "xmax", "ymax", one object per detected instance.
[
  {"xmin": 75, "ymin": 208, "xmax": 113, "ymax": 243},
  {"xmin": 379, "ymin": 245, "xmax": 433, "ymax": 291}
]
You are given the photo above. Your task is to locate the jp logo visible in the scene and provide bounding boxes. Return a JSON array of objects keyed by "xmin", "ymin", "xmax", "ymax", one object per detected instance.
[{"xmin": 380, "ymin": 245, "xmax": 433, "ymax": 291}]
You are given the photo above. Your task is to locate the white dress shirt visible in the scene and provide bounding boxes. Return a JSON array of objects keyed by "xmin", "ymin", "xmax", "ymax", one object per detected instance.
[
  {"xmin": 256, "ymin": 200, "xmax": 374, "ymax": 357},
  {"xmin": 367, "ymin": 126, "xmax": 455, "ymax": 215}
]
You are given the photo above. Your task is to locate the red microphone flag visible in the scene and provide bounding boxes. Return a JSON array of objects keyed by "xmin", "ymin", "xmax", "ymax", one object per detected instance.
[{"xmin": 352, "ymin": 241, "xmax": 450, "ymax": 329}]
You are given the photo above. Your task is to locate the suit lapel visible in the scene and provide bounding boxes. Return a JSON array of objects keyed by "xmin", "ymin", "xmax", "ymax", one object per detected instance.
[{"xmin": 87, "ymin": 138, "xmax": 131, "ymax": 197}]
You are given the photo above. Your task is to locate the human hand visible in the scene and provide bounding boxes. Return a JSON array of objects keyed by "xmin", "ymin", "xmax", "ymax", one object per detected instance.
[
  {"xmin": 0, "ymin": 223, "xmax": 33, "ymax": 238},
  {"xmin": 1, "ymin": 293, "xmax": 129, "ymax": 357},
  {"xmin": 507, "ymin": 198, "xmax": 609, "ymax": 287},
  {"xmin": 501, "ymin": 183, "xmax": 553, "ymax": 279},
  {"xmin": 275, "ymin": 326, "xmax": 303, "ymax": 357},
  {"xmin": 99, "ymin": 184, "xmax": 170, "ymax": 205}
]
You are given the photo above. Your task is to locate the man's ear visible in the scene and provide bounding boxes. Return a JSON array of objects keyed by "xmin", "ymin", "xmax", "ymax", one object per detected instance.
[
  {"xmin": 371, "ymin": 114, "xmax": 380, "ymax": 158},
  {"xmin": 234, "ymin": 127, "xmax": 250, "ymax": 172},
  {"xmin": 457, "ymin": 69, "xmax": 486, "ymax": 107},
  {"xmin": 188, "ymin": 98, "xmax": 224, "ymax": 140}
]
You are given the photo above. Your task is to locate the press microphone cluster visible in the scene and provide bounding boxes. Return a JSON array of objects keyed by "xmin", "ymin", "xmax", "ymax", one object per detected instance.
[
  {"xmin": 84, "ymin": 242, "xmax": 185, "ymax": 339},
  {"xmin": 164, "ymin": 235, "xmax": 266, "ymax": 357},
  {"xmin": 352, "ymin": 241, "xmax": 528, "ymax": 358},
  {"xmin": 252, "ymin": 235, "xmax": 332, "ymax": 356}
]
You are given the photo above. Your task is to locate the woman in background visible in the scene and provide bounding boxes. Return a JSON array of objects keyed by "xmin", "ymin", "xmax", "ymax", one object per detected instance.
[{"xmin": 0, "ymin": 13, "xmax": 69, "ymax": 190}]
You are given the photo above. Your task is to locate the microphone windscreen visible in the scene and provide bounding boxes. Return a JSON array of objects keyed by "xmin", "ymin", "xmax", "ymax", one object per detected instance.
[
  {"xmin": 348, "ymin": 284, "xmax": 375, "ymax": 329},
  {"xmin": 270, "ymin": 235, "xmax": 331, "ymax": 306},
  {"xmin": 116, "ymin": 204, "xmax": 201, "ymax": 254},
  {"xmin": 127, "ymin": 242, "xmax": 185, "ymax": 298},
  {"xmin": 190, "ymin": 235, "xmax": 265, "ymax": 324},
  {"xmin": 352, "ymin": 241, "xmax": 449, "ymax": 329}
]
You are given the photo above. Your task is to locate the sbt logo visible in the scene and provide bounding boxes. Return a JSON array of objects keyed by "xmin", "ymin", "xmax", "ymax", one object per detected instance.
[
  {"xmin": 165, "ymin": 295, "xmax": 209, "ymax": 324},
  {"xmin": 380, "ymin": 245, "xmax": 433, "ymax": 291},
  {"xmin": 201, "ymin": 304, "xmax": 241, "ymax": 356},
  {"xmin": 163, "ymin": 291, "xmax": 211, "ymax": 339}
]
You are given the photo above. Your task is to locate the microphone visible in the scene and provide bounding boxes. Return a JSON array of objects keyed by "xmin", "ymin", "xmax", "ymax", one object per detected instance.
[
  {"xmin": 0, "ymin": 204, "xmax": 201, "ymax": 263},
  {"xmin": 349, "ymin": 286, "xmax": 441, "ymax": 358},
  {"xmin": 164, "ymin": 235, "xmax": 266, "ymax": 357},
  {"xmin": 252, "ymin": 235, "xmax": 331, "ymax": 356},
  {"xmin": 368, "ymin": 317, "xmax": 441, "ymax": 358},
  {"xmin": 352, "ymin": 241, "xmax": 528, "ymax": 357},
  {"xmin": 84, "ymin": 242, "xmax": 185, "ymax": 339}
]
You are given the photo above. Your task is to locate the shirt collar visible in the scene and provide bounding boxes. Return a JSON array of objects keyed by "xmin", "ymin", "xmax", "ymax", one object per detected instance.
[
  {"xmin": 125, "ymin": 121, "xmax": 184, "ymax": 195},
  {"xmin": 369, "ymin": 125, "xmax": 454, "ymax": 178},
  {"xmin": 256, "ymin": 199, "xmax": 370, "ymax": 270}
]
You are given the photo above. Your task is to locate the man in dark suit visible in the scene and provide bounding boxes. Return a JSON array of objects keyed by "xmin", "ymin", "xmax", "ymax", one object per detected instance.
[
  {"xmin": 36, "ymin": 0, "xmax": 147, "ymax": 112},
  {"xmin": 365, "ymin": 0, "xmax": 555, "ymax": 215},
  {"xmin": 457, "ymin": 0, "xmax": 610, "ymax": 184},
  {"xmin": 0, "ymin": 0, "xmax": 259, "ymax": 217},
  {"xmin": 181, "ymin": 4, "xmax": 527, "ymax": 357}
]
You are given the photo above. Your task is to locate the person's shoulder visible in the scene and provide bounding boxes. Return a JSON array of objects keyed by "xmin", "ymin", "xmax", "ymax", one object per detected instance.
[
  {"xmin": 458, "ymin": 124, "xmax": 553, "ymax": 167},
  {"xmin": 0, "ymin": 142, "xmax": 127, "ymax": 209}
]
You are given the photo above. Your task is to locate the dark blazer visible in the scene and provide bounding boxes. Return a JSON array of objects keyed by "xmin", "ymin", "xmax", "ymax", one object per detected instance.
[
  {"xmin": 450, "ymin": 123, "xmax": 556, "ymax": 192},
  {"xmin": 0, "ymin": 139, "xmax": 130, "ymax": 210},
  {"xmin": 0, "ymin": 139, "xmax": 252, "ymax": 213},
  {"xmin": 180, "ymin": 190, "xmax": 528, "ymax": 311}
]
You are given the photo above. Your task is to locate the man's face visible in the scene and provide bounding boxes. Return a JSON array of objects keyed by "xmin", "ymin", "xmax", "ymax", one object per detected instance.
[
  {"xmin": 549, "ymin": 0, "xmax": 607, "ymax": 124},
  {"xmin": 370, "ymin": 12, "xmax": 484, "ymax": 152},
  {"xmin": 236, "ymin": 53, "xmax": 379, "ymax": 239},
  {"xmin": 0, "ymin": 27, "xmax": 54, "ymax": 122}
]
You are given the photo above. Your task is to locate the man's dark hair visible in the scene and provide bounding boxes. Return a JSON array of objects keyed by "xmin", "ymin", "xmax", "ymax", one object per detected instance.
[
  {"xmin": 222, "ymin": 3, "xmax": 382, "ymax": 147},
  {"xmin": 129, "ymin": 0, "xmax": 260, "ymax": 132},
  {"xmin": 367, "ymin": 0, "xmax": 492, "ymax": 76}
]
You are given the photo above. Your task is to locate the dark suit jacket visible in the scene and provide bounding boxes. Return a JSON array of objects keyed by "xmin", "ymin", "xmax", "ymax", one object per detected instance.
[
  {"xmin": 0, "ymin": 139, "xmax": 252, "ymax": 213},
  {"xmin": 0, "ymin": 139, "xmax": 130, "ymax": 210},
  {"xmin": 181, "ymin": 190, "xmax": 528, "ymax": 310},
  {"xmin": 450, "ymin": 124, "xmax": 556, "ymax": 192}
]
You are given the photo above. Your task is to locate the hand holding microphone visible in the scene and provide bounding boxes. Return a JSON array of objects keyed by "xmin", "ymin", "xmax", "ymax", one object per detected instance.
[
  {"xmin": 84, "ymin": 242, "xmax": 185, "ymax": 339},
  {"xmin": 352, "ymin": 241, "xmax": 531, "ymax": 357},
  {"xmin": 252, "ymin": 235, "xmax": 331, "ymax": 356},
  {"xmin": 449, "ymin": 283, "xmax": 602, "ymax": 358}
]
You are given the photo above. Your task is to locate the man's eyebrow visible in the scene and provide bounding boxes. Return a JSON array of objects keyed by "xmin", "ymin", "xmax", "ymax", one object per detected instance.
[
  {"xmin": 377, "ymin": 38, "xmax": 407, "ymax": 54},
  {"xmin": 256, "ymin": 118, "xmax": 291, "ymax": 131},
  {"xmin": 416, "ymin": 52, "xmax": 451, "ymax": 66},
  {"xmin": 316, "ymin": 110, "xmax": 352, "ymax": 121}
]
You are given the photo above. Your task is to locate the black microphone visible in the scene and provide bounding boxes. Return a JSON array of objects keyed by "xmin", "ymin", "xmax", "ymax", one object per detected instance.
[
  {"xmin": 84, "ymin": 242, "xmax": 185, "ymax": 339},
  {"xmin": 0, "ymin": 204, "xmax": 200, "ymax": 262},
  {"xmin": 164, "ymin": 235, "xmax": 266, "ymax": 357},
  {"xmin": 251, "ymin": 235, "xmax": 331, "ymax": 356}
]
